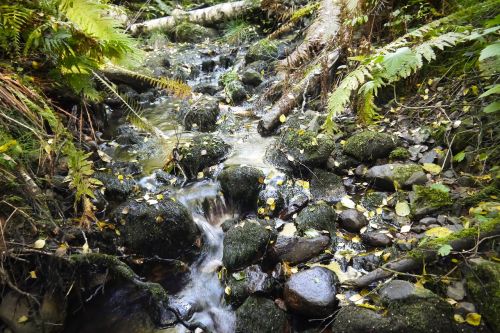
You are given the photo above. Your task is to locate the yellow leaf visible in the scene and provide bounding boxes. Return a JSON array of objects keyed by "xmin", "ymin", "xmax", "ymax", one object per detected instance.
[
  {"xmin": 454, "ymin": 314, "xmax": 465, "ymax": 323},
  {"xmin": 225, "ymin": 286, "xmax": 231, "ymax": 295},
  {"xmin": 382, "ymin": 253, "xmax": 391, "ymax": 261},
  {"xmin": 357, "ymin": 303, "xmax": 384, "ymax": 311},
  {"xmin": 156, "ymin": 194, "xmax": 164, "ymax": 200},
  {"xmin": 302, "ymin": 181, "xmax": 310, "ymax": 189},
  {"xmin": 425, "ymin": 227, "xmax": 453, "ymax": 238},
  {"xmin": 33, "ymin": 239, "xmax": 46, "ymax": 249},
  {"xmin": 117, "ymin": 174, "xmax": 124, "ymax": 181},
  {"xmin": 266, "ymin": 198, "xmax": 275, "ymax": 205},
  {"xmin": 29, "ymin": 271, "xmax": 37, "ymax": 279},
  {"xmin": 341, "ymin": 196, "xmax": 356, "ymax": 209},
  {"xmin": 465, "ymin": 313, "xmax": 481, "ymax": 326},
  {"xmin": 197, "ymin": 172, "xmax": 204, "ymax": 179},
  {"xmin": 422, "ymin": 163, "xmax": 442, "ymax": 175},
  {"xmin": 395, "ymin": 201, "xmax": 410, "ymax": 217},
  {"xmin": 279, "ymin": 114, "xmax": 287, "ymax": 123},
  {"xmin": 17, "ymin": 315, "xmax": 29, "ymax": 323},
  {"xmin": 82, "ymin": 241, "xmax": 91, "ymax": 254},
  {"xmin": 258, "ymin": 207, "xmax": 265, "ymax": 215},
  {"xmin": 0, "ymin": 140, "xmax": 17, "ymax": 153}
]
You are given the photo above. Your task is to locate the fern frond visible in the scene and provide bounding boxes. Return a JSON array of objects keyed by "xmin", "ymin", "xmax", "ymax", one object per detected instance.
[{"xmin": 0, "ymin": 5, "xmax": 32, "ymax": 55}]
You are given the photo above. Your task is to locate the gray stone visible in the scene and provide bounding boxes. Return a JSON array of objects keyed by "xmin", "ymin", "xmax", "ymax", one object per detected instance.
[
  {"xmin": 379, "ymin": 280, "xmax": 416, "ymax": 303},
  {"xmin": 419, "ymin": 217, "xmax": 437, "ymax": 226},
  {"xmin": 183, "ymin": 95, "xmax": 220, "ymax": 132},
  {"xmin": 226, "ymin": 265, "xmax": 273, "ymax": 306},
  {"xmin": 365, "ymin": 163, "xmax": 427, "ymax": 190},
  {"xmin": 284, "ymin": 267, "xmax": 337, "ymax": 317},
  {"xmin": 295, "ymin": 202, "xmax": 337, "ymax": 235},
  {"xmin": 339, "ymin": 209, "xmax": 368, "ymax": 232},
  {"xmin": 271, "ymin": 235, "xmax": 330, "ymax": 265},
  {"xmin": 361, "ymin": 232, "xmax": 392, "ymax": 247},
  {"xmin": 343, "ymin": 131, "xmax": 398, "ymax": 162},
  {"xmin": 219, "ymin": 165, "xmax": 264, "ymax": 212},
  {"xmin": 241, "ymin": 68, "xmax": 263, "ymax": 87},
  {"xmin": 94, "ymin": 172, "xmax": 137, "ymax": 202}
]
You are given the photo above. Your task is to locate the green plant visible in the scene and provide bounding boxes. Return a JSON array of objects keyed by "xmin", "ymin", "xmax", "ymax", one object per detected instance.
[
  {"xmin": 323, "ymin": 0, "xmax": 500, "ymax": 131},
  {"xmin": 223, "ymin": 19, "xmax": 258, "ymax": 44}
]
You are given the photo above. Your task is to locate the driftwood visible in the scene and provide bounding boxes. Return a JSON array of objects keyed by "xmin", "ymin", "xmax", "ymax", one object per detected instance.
[
  {"xmin": 278, "ymin": 0, "xmax": 341, "ymax": 69},
  {"xmin": 346, "ymin": 224, "xmax": 500, "ymax": 288},
  {"xmin": 129, "ymin": 1, "xmax": 259, "ymax": 35},
  {"xmin": 257, "ymin": 49, "xmax": 339, "ymax": 136}
]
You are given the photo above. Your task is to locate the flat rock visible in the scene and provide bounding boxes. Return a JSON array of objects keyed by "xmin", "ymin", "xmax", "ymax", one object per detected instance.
[{"xmin": 271, "ymin": 235, "xmax": 330, "ymax": 265}]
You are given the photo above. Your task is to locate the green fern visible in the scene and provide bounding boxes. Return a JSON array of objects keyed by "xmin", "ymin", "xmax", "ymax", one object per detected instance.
[{"xmin": 324, "ymin": 0, "xmax": 500, "ymax": 131}]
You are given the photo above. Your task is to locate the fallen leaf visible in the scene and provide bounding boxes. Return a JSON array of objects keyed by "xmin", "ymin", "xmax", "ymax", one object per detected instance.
[
  {"xmin": 224, "ymin": 286, "xmax": 231, "ymax": 295},
  {"xmin": 465, "ymin": 313, "xmax": 481, "ymax": 326},
  {"xmin": 400, "ymin": 224, "xmax": 411, "ymax": 233},
  {"xmin": 395, "ymin": 201, "xmax": 411, "ymax": 217},
  {"xmin": 425, "ymin": 226, "xmax": 453, "ymax": 238},
  {"xmin": 279, "ymin": 114, "xmax": 287, "ymax": 123},
  {"xmin": 29, "ymin": 271, "xmax": 37, "ymax": 279},
  {"xmin": 422, "ymin": 163, "xmax": 442, "ymax": 175},
  {"xmin": 33, "ymin": 239, "xmax": 46, "ymax": 249},
  {"xmin": 82, "ymin": 241, "xmax": 91, "ymax": 254},
  {"xmin": 17, "ymin": 315, "xmax": 29, "ymax": 323},
  {"xmin": 97, "ymin": 150, "xmax": 112, "ymax": 163},
  {"xmin": 454, "ymin": 314, "xmax": 465, "ymax": 323},
  {"xmin": 280, "ymin": 223, "xmax": 297, "ymax": 237},
  {"xmin": 341, "ymin": 196, "xmax": 356, "ymax": 209}
]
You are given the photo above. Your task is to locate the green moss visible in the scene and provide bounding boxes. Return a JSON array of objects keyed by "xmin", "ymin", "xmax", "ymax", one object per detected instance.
[
  {"xmin": 457, "ymin": 181, "xmax": 500, "ymax": 209},
  {"xmin": 172, "ymin": 21, "xmax": 210, "ymax": 43},
  {"xmin": 466, "ymin": 259, "xmax": 500, "ymax": 332},
  {"xmin": 295, "ymin": 201, "xmax": 337, "ymax": 235},
  {"xmin": 393, "ymin": 164, "xmax": 423, "ymax": 184},
  {"xmin": 343, "ymin": 131, "xmax": 397, "ymax": 161},
  {"xmin": 411, "ymin": 185, "xmax": 452, "ymax": 211},
  {"xmin": 362, "ymin": 191, "xmax": 388, "ymax": 209},
  {"xmin": 245, "ymin": 38, "xmax": 279, "ymax": 62},
  {"xmin": 390, "ymin": 147, "xmax": 410, "ymax": 160}
]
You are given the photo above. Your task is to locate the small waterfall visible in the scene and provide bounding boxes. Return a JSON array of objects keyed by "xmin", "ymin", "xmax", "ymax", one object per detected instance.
[{"xmin": 173, "ymin": 180, "xmax": 236, "ymax": 333}]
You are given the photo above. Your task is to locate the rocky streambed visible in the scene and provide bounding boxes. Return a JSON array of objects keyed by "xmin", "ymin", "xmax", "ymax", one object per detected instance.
[{"xmin": 3, "ymin": 19, "xmax": 498, "ymax": 333}]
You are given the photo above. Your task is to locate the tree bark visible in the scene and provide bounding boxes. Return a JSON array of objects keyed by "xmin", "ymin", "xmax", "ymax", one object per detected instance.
[{"xmin": 129, "ymin": 1, "xmax": 259, "ymax": 35}]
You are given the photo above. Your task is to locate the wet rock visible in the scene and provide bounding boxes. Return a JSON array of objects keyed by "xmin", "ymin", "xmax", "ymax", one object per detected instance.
[
  {"xmin": 226, "ymin": 265, "xmax": 274, "ymax": 306},
  {"xmin": 361, "ymin": 192, "xmax": 388, "ymax": 210},
  {"xmin": 361, "ymin": 232, "xmax": 392, "ymax": 247},
  {"xmin": 245, "ymin": 39, "xmax": 279, "ymax": 63},
  {"xmin": 241, "ymin": 68, "xmax": 263, "ymax": 87},
  {"xmin": 447, "ymin": 281, "xmax": 466, "ymax": 301},
  {"xmin": 339, "ymin": 209, "xmax": 368, "ymax": 232},
  {"xmin": 419, "ymin": 217, "xmax": 437, "ymax": 226},
  {"xmin": 193, "ymin": 82, "xmax": 219, "ymax": 95},
  {"xmin": 182, "ymin": 95, "xmax": 220, "ymax": 132},
  {"xmin": 343, "ymin": 131, "xmax": 398, "ymax": 162},
  {"xmin": 279, "ymin": 191, "xmax": 309, "ymax": 220},
  {"xmin": 266, "ymin": 129, "xmax": 335, "ymax": 174},
  {"xmin": 225, "ymin": 79, "xmax": 247, "ymax": 104},
  {"xmin": 455, "ymin": 302, "xmax": 476, "ymax": 316},
  {"xmin": 172, "ymin": 21, "xmax": 215, "ymax": 43},
  {"xmin": 258, "ymin": 186, "xmax": 285, "ymax": 217},
  {"xmin": 271, "ymin": 234, "xmax": 330, "ymax": 265},
  {"xmin": 310, "ymin": 169, "xmax": 347, "ymax": 203},
  {"xmin": 219, "ymin": 165, "xmax": 264, "ymax": 212},
  {"xmin": 284, "ymin": 267, "xmax": 337, "ymax": 317},
  {"xmin": 331, "ymin": 305, "xmax": 390, "ymax": 333},
  {"xmin": 295, "ymin": 202, "xmax": 337, "ymax": 235},
  {"xmin": 221, "ymin": 218, "xmax": 239, "ymax": 232},
  {"xmin": 178, "ymin": 134, "xmax": 230, "ymax": 179},
  {"xmin": 115, "ymin": 198, "xmax": 201, "ymax": 259},
  {"xmin": 235, "ymin": 296, "xmax": 287, "ymax": 333},
  {"xmin": 201, "ymin": 59, "xmax": 216, "ymax": 72},
  {"xmin": 389, "ymin": 147, "xmax": 411, "ymax": 160},
  {"xmin": 223, "ymin": 219, "xmax": 273, "ymax": 271},
  {"xmin": 115, "ymin": 124, "xmax": 144, "ymax": 145},
  {"xmin": 327, "ymin": 146, "xmax": 359, "ymax": 174},
  {"xmin": 410, "ymin": 185, "xmax": 452, "ymax": 217},
  {"xmin": 94, "ymin": 172, "xmax": 137, "ymax": 202},
  {"xmin": 365, "ymin": 163, "xmax": 427, "ymax": 190},
  {"xmin": 465, "ymin": 258, "xmax": 500, "ymax": 332},
  {"xmin": 379, "ymin": 280, "xmax": 418, "ymax": 302}
]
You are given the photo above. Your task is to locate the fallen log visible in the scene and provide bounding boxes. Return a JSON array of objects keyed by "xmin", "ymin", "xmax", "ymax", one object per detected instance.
[
  {"xmin": 278, "ymin": 0, "xmax": 341, "ymax": 69},
  {"xmin": 257, "ymin": 49, "xmax": 339, "ymax": 136},
  {"xmin": 129, "ymin": 0, "xmax": 259, "ymax": 35},
  {"xmin": 345, "ymin": 219, "xmax": 500, "ymax": 289}
]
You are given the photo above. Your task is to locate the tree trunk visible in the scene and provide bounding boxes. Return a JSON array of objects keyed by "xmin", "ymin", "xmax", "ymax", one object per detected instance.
[{"xmin": 129, "ymin": 1, "xmax": 259, "ymax": 35}]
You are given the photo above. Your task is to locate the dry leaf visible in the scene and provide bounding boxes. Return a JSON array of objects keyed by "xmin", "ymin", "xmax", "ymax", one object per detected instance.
[
  {"xmin": 400, "ymin": 224, "xmax": 411, "ymax": 233},
  {"xmin": 425, "ymin": 226, "xmax": 453, "ymax": 238},
  {"xmin": 465, "ymin": 313, "xmax": 481, "ymax": 326},
  {"xmin": 341, "ymin": 196, "xmax": 356, "ymax": 209},
  {"xmin": 395, "ymin": 201, "xmax": 411, "ymax": 217},
  {"xmin": 422, "ymin": 163, "xmax": 442, "ymax": 175},
  {"xmin": 17, "ymin": 315, "xmax": 29, "ymax": 323},
  {"xmin": 33, "ymin": 239, "xmax": 45, "ymax": 249}
]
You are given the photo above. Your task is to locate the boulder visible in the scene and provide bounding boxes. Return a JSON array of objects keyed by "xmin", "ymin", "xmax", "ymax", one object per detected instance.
[
  {"xmin": 178, "ymin": 134, "xmax": 230, "ymax": 179},
  {"xmin": 219, "ymin": 165, "xmax": 264, "ymax": 212},
  {"xmin": 365, "ymin": 163, "xmax": 427, "ymax": 190},
  {"xmin": 226, "ymin": 265, "xmax": 274, "ymax": 306},
  {"xmin": 266, "ymin": 129, "xmax": 335, "ymax": 174},
  {"xmin": 115, "ymin": 198, "xmax": 201, "ymax": 259},
  {"xmin": 241, "ymin": 68, "xmax": 263, "ymax": 87},
  {"xmin": 235, "ymin": 296, "xmax": 287, "ymax": 333},
  {"xmin": 343, "ymin": 131, "xmax": 398, "ymax": 162},
  {"xmin": 182, "ymin": 95, "xmax": 220, "ymax": 132},
  {"xmin": 94, "ymin": 172, "xmax": 137, "ymax": 202},
  {"xmin": 284, "ymin": 267, "xmax": 338, "ymax": 317},
  {"xmin": 361, "ymin": 232, "xmax": 392, "ymax": 247},
  {"xmin": 223, "ymin": 219, "xmax": 273, "ymax": 271},
  {"xmin": 295, "ymin": 202, "xmax": 337, "ymax": 235},
  {"xmin": 310, "ymin": 169, "xmax": 347, "ymax": 203},
  {"xmin": 258, "ymin": 186, "xmax": 285, "ymax": 218},
  {"xmin": 338, "ymin": 209, "xmax": 368, "ymax": 232},
  {"xmin": 172, "ymin": 21, "xmax": 215, "ymax": 43},
  {"xmin": 331, "ymin": 305, "xmax": 390, "ymax": 333},
  {"xmin": 270, "ymin": 234, "xmax": 330, "ymax": 265},
  {"xmin": 225, "ymin": 79, "xmax": 247, "ymax": 104}
]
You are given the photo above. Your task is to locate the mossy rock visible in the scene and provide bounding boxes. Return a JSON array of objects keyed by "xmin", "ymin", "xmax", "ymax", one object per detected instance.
[
  {"xmin": 219, "ymin": 165, "xmax": 264, "ymax": 212},
  {"xmin": 115, "ymin": 198, "xmax": 201, "ymax": 260},
  {"xmin": 361, "ymin": 191, "xmax": 388, "ymax": 210},
  {"xmin": 235, "ymin": 296, "xmax": 287, "ymax": 333},
  {"xmin": 241, "ymin": 68, "xmax": 263, "ymax": 87},
  {"xmin": 222, "ymin": 219, "xmax": 273, "ymax": 271},
  {"xmin": 310, "ymin": 169, "xmax": 347, "ymax": 203},
  {"xmin": 331, "ymin": 305, "xmax": 391, "ymax": 333},
  {"xmin": 343, "ymin": 131, "xmax": 398, "ymax": 162},
  {"xmin": 390, "ymin": 147, "xmax": 411, "ymax": 160},
  {"xmin": 94, "ymin": 172, "xmax": 138, "ymax": 202},
  {"xmin": 172, "ymin": 21, "xmax": 214, "ymax": 43},
  {"xmin": 182, "ymin": 95, "xmax": 220, "ymax": 132},
  {"xmin": 245, "ymin": 39, "xmax": 279, "ymax": 63},
  {"xmin": 295, "ymin": 202, "xmax": 337, "ymax": 235},
  {"xmin": 410, "ymin": 185, "xmax": 452, "ymax": 216},
  {"xmin": 366, "ymin": 163, "xmax": 427, "ymax": 190},
  {"xmin": 466, "ymin": 258, "xmax": 500, "ymax": 332},
  {"xmin": 266, "ymin": 128, "xmax": 335, "ymax": 174},
  {"xmin": 224, "ymin": 79, "xmax": 247, "ymax": 104},
  {"xmin": 178, "ymin": 134, "xmax": 230, "ymax": 179}
]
